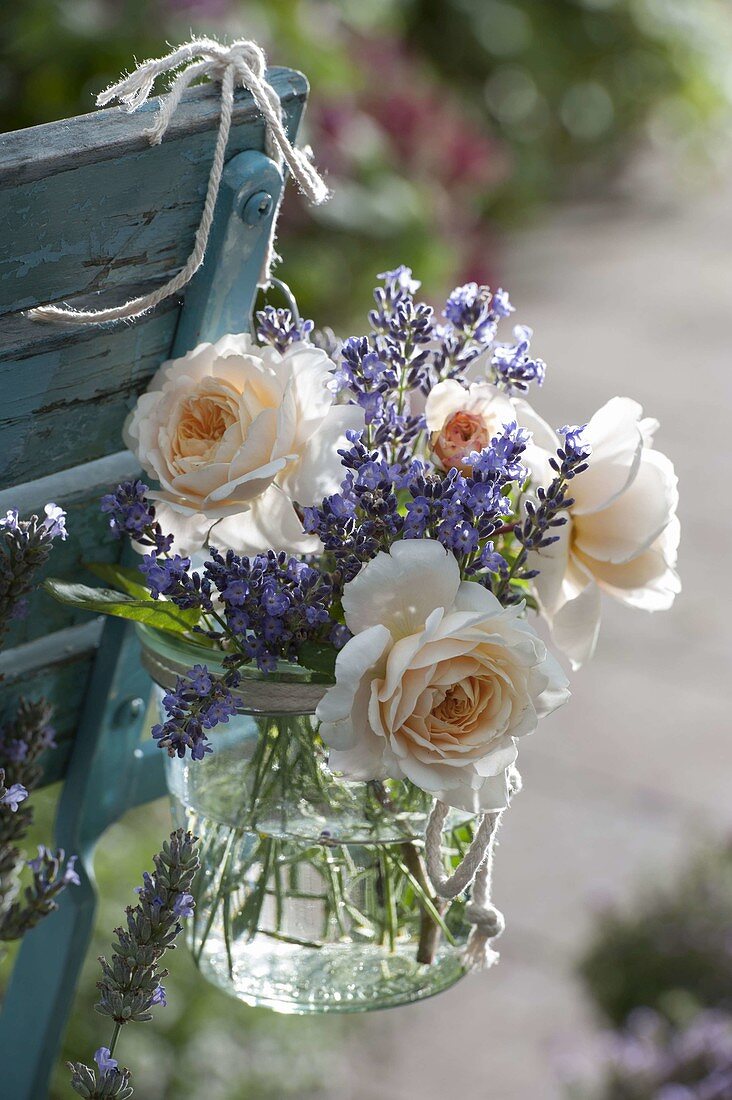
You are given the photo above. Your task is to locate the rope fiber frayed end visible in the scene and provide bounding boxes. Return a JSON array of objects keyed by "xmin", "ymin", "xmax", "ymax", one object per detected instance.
[{"xmin": 29, "ymin": 37, "xmax": 329, "ymax": 327}]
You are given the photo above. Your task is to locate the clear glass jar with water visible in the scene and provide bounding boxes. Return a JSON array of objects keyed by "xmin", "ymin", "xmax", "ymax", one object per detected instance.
[{"xmin": 139, "ymin": 624, "xmax": 474, "ymax": 1013}]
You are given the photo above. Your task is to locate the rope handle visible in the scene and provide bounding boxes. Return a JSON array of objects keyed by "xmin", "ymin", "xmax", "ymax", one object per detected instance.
[
  {"xmin": 29, "ymin": 37, "xmax": 329, "ymax": 328},
  {"xmin": 424, "ymin": 768, "xmax": 521, "ymax": 971}
]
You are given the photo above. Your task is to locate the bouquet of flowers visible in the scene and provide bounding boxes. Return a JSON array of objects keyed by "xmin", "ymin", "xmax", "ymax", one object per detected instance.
[{"xmin": 48, "ymin": 266, "xmax": 679, "ymax": 1011}]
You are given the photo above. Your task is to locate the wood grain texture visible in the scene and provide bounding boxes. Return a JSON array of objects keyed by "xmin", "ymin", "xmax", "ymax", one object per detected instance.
[
  {"xmin": 0, "ymin": 70, "xmax": 306, "ymax": 316},
  {"xmin": 0, "ymin": 68, "xmax": 307, "ymax": 485},
  {"xmin": 0, "ymin": 304, "xmax": 176, "ymax": 485}
]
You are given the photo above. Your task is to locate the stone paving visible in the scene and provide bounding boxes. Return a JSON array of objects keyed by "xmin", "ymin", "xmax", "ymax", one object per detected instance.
[{"xmin": 337, "ymin": 179, "xmax": 732, "ymax": 1099}]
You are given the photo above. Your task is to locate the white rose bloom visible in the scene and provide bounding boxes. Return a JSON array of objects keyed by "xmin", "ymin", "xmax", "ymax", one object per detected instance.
[
  {"xmin": 316, "ymin": 539, "xmax": 569, "ymax": 812},
  {"xmin": 519, "ymin": 396, "xmax": 680, "ymax": 670},
  {"xmin": 124, "ymin": 334, "xmax": 362, "ymax": 555},
  {"xmin": 424, "ymin": 379, "xmax": 515, "ymax": 473}
]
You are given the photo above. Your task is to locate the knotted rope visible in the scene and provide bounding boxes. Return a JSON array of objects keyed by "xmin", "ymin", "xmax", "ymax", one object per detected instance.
[
  {"xmin": 424, "ymin": 768, "xmax": 521, "ymax": 971},
  {"xmin": 29, "ymin": 37, "xmax": 328, "ymax": 327}
]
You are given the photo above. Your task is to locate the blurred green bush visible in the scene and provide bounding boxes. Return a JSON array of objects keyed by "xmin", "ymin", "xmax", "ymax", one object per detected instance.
[
  {"xmin": 580, "ymin": 840, "xmax": 732, "ymax": 1026},
  {"xmin": 2, "ymin": 0, "xmax": 730, "ymax": 325},
  {"xmin": 570, "ymin": 839, "xmax": 732, "ymax": 1098}
]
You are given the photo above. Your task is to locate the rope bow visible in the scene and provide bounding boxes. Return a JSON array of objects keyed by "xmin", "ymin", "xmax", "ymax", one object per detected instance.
[{"xmin": 30, "ymin": 37, "xmax": 329, "ymax": 326}]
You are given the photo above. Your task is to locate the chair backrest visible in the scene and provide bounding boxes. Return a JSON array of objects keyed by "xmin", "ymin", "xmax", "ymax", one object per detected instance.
[{"xmin": 0, "ymin": 69, "xmax": 308, "ymax": 783}]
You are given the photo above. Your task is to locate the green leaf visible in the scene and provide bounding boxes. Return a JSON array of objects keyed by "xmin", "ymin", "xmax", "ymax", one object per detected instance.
[
  {"xmin": 296, "ymin": 641, "xmax": 337, "ymax": 678},
  {"xmin": 43, "ymin": 579, "xmax": 201, "ymax": 635},
  {"xmin": 84, "ymin": 560, "xmax": 149, "ymax": 600}
]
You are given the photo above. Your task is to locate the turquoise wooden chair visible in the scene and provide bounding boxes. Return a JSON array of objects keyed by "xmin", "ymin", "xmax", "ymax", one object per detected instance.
[{"xmin": 0, "ymin": 68, "xmax": 308, "ymax": 1098}]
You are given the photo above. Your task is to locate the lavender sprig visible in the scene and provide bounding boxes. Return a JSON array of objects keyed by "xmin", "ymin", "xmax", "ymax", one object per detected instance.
[
  {"xmin": 0, "ymin": 700, "xmax": 79, "ymax": 941},
  {"xmin": 0, "ymin": 699, "xmax": 55, "ymax": 848},
  {"xmin": 0, "ymin": 504, "xmax": 68, "ymax": 641},
  {"xmin": 202, "ymin": 548, "xmax": 339, "ymax": 672},
  {"xmin": 152, "ymin": 665, "xmax": 241, "ymax": 761},
  {"xmin": 495, "ymin": 424, "xmax": 591, "ymax": 604},
  {"xmin": 490, "ymin": 324, "xmax": 546, "ymax": 394},
  {"xmin": 68, "ymin": 1048, "xmax": 132, "ymax": 1099},
  {"xmin": 303, "ymin": 422, "xmax": 529, "ymax": 589},
  {"xmin": 100, "ymin": 481, "xmax": 172, "ymax": 555},
  {"xmin": 254, "ymin": 305, "xmax": 314, "ymax": 352},
  {"xmin": 69, "ymin": 829, "xmax": 199, "ymax": 1099},
  {"xmin": 0, "ymin": 838, "xmax": 80, "ymax": 941}
]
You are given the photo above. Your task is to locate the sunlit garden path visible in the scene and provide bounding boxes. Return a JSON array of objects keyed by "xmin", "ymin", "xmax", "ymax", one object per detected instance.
[{"xmin": 332, "ymin": 175, "xmax": 732, "ymax": 1099}]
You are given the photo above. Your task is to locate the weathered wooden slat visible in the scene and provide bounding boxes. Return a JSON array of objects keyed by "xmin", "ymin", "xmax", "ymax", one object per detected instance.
[
  {"xmin": 0, "ymin": 306, "xmax": 175, "ymax": 486},
  {"xmin": 0, "ymin": 70, "xmax": 306, "ymax": 318},
  {"xmin": 0, "ymin": 70, "xmax": 304, "ymax": 186}
]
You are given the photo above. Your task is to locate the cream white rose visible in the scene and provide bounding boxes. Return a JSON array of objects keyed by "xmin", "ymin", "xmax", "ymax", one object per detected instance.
[
  {"xmin": 520, "ymin": 396, "xmax": 680, "ymax": 669},
  {"xmin": 424, "ymin": 379, "xmax": 515, "ymax": 473},
  {"xmin": 124, "ymin": 334, "xmax": 362, "ymax": 555},
  {"xmin": 316, "ymin": 539, "xmax": 569, "ymax": 812}
]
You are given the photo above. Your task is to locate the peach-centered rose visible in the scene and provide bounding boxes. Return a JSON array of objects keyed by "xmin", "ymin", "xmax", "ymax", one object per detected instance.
[
  {"xmin": 425, "ymin": 379, "xmax": 516, "ymax": 473},
  {"xmin": 124, "ymin": 334, "xmax": 363, "ymax": 555},
  {"xmin": 518, "ymin": 395, "xmax": 680, "ymax": 669},
  {"xmin": 316, "ymin": 540, "xmax": 569, "ymax": 812}
]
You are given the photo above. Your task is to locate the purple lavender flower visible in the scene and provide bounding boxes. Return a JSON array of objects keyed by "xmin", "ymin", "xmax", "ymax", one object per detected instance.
[
  {"xmin": 444, "ymin": 282, "xmax": 498, "ymax": 343},
  {"xmin": 150, "ymin": 983, "xmax": 167, "ymax": 1007},
  {"xmin": 558, "ymin": 424, "xmax": 592, "ymax": 468},
  {"xmin": 100, "ymin": 480, "xmax": 173, "ymax": 555},
  {"xmin": 172, "ymin": 892, "xmax": 195, "ymax": 919},
  {"xmin": 152, "ymin": 665, "xmax": 242, "ymax": 760},
  {"xmin": 94, "ymin": 1047, "xmax": 118, "ymax": 1077},
  {"xmin": 0, "ymin": 781, "xmax": 28, "ymax": 812},
  {"xmin": 491, "ymin": 325, "xmax": 546, "ymax": 394},
  {"xmin": 188, "ymin": 665, "xmax": 213, "ymax": 696},
  {"xmin": 42, "ymin": 503, "xmax": 68, "ymax": 541},
  {"xmin": 0, "ymin": 509, "xmax": 20, "ymax": 532},
  {"xmin": 255, "ymin": 306, "xmax": 314, "ymax": 353},
  {"xmin": 491, "ymin": 288, "xmax": 514, "ymax": 319},
  {"xmin": 377, "ymin": 265, "xmax": 421, "ymax": 297},
  {"xmin": 63, "ymin": 855, "xmax": 81, "ymax": 887}
]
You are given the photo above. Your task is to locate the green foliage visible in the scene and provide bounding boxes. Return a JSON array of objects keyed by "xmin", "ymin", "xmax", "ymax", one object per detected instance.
[
  {"xmin": 44, "ymin": 579, "xmax": 201, "ymax": 636},
  {"xmin": 407, "ymin": 0, "xmax": 732, "ymax": 220},
  {"xmin": 3, "ymin": 0, "xmax": 729, "ymax": 328},
  {"xmin": 84, "ymin": 562, "xmax": 152, "ymax": 601},
  {"xmin": 580, "ymin": 839, "xmax": 732, "ymax": 1027},
  {"xmin": 296, "ymin": 640, "xmax": 338, "ymax": 677}
]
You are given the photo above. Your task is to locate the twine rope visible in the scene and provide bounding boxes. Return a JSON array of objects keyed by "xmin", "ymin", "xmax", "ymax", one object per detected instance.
[
  {"xmin": 424, "ymin": 768, "xmax": 521, "ymax": 971},
  {"xmin": 29, "ymin": 37, "xmax": 328, "ymax": 327}
]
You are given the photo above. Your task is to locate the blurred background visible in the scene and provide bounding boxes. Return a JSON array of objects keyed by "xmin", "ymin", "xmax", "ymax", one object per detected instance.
[{"xmin": 2, "ymin": 1, "xmax": 732, "ymax": 1096}]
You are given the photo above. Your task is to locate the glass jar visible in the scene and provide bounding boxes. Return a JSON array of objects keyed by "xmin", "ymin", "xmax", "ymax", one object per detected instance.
[{"xmin": 139, "ymin": 625, "xmax": 474, "ymax": 1014}]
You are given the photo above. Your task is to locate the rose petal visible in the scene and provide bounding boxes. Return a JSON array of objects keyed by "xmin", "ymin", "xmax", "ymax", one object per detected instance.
[
  {"xmin": 211, "ymin": 486, "xmax": 319, "ymax": 556},
  {"xmin": 573, "ymin": 447, "xmax": 678, "ymax": 564},
  {"xmin": 342, "ymin": 540, "xmax": 461, "ymax": 638},
  {"xmin": 574, "ymin": 516, "xmax": 681, "ymax": 611},
  {"xmin": 550, "ymin": 574, "xmax": 602, "ymax": 670},
  {"xmin": 570, "ymin": 396, "xmax": 645, "ymax": 516}
]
